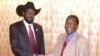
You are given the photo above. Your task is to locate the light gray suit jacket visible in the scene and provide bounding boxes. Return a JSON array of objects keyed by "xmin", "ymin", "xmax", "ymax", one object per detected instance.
[{"xmin": 46, "ymin": 33, "xmax": 89, "ymax": 56}]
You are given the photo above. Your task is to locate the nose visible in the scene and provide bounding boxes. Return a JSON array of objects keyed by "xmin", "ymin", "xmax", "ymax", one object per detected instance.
[
  {"xmin": 29, "ymin": 15, "xmax": 33, "ymax": 17},
  {"xmin": 28, "ymin": 14, "xmax": 34, "ymax": 18}
]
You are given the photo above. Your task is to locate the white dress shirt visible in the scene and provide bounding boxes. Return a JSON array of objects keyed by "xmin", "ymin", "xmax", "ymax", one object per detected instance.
[{"xmin": 23, "ymin": 20, "xmax": 36, "ymax": 42}]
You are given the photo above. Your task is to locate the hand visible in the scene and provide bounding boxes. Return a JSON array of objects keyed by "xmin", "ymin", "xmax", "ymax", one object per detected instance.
[
  {"xmin": 37, "ymin": 55, "xmax": 44, "ymax": 56},
  {"xmin": 34, "ymin": 54, "xmax": 45, "ymax": 56}
]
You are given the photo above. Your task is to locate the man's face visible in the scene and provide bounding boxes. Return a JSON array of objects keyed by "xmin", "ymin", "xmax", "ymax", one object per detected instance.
[
  {"xmin": 23, "ymin": 9, "xmax": 35, "ymax": 24},
  {"xmin": 65, "ymin": 18, "xmax": 78, "ymax": 35}
]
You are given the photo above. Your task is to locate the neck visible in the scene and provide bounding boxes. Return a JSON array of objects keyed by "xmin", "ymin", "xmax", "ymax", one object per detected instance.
[{"xmin": 67, "ymin": 32, "xmax": 75, "ymax": 36}]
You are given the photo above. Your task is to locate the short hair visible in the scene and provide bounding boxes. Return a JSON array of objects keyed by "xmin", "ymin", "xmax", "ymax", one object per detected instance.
[{"xmin": 66, "ymin": 15, "xmax": 79, "ymax": 25}]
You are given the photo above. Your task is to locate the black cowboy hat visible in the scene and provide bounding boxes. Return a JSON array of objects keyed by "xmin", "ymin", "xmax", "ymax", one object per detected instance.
[{"xmin": 16, "ymin": 2, "xmax": 41, "ymax": 16}]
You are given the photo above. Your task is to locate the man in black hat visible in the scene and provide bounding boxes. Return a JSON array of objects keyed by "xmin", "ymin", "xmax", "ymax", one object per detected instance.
[{"xmin": 9, "ymin": 2, "xmax": 45, "ymax": 56}]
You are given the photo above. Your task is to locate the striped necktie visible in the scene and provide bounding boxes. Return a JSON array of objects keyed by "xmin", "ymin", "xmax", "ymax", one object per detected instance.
[{"xmin": 29, "ymin": 25, "xmax": 37, "ymax": 53}]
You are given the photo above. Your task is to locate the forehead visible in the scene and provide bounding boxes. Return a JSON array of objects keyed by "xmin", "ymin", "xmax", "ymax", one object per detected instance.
[{"xmin": 66, "ymin": 17, "xmax": 76, "ymax": 22}]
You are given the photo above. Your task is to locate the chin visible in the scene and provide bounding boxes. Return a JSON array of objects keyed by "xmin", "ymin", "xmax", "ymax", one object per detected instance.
[
  {"xmin": 26, "ymin": 20, "xmax": 33, "ymax": 24},
  {"xmin": 27, "ymin": 19, "xmax": 33, "ymax": 24},
  {"xmin": 28, "ymin": 21, "xmax": 33, "ymax": 24},
  {"xmin": 67, "ymin": 32, "xmax": 72, "ymax": 35}
]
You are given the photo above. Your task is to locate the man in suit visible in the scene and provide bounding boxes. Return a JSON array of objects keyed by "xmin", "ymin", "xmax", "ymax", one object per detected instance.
[
  {"xmin": 46, "ymin": 15, "xmax": 88, "ymax": 56},
  {"xmin": 9, "ymin": 2, "xmax": 45, "ymax": 56}
]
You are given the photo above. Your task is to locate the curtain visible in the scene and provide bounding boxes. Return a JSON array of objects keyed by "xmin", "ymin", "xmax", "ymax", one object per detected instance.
[{"xmin": 0, "ymin": 0, "xmax": 100, "ymax": 56}]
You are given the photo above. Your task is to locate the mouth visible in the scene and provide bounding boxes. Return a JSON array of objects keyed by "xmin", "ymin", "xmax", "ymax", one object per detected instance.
[
  {"xmin": 67, "ymin": 27, "xmax": 71, "ymax": 31},
  {"xmin": 28, "ymin": 17, "xmax": 32, "ymax": 19},
  {"xmin": 25, "ymin": 17, "xmax": 33, "ymax": 24},
  {"xmin": 66, "ymin": 28, "xmax": 72, "ymax": 33}
]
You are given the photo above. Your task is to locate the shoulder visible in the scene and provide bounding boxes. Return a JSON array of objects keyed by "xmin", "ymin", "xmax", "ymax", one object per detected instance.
[
  {"xmin": 10, "ymin": 21, "xmax": 22, "ymax": 27},
  {"xmin": 77, "ymin": 34, "xmax": 88, "ymax": 46},
  {"xmin": 9, "ymin": 21, "xmax": 23, "ymax": 30},
  {"xmin": 33, "ymin": 23, "xmax": 42, "ymax": 28},
  {"xmin": 58, "ymin": 33, "xmax": 66, "ymax": 38},
  {"xmin": 78, "ymin": 34, "xmax": 88, "ymax": 43},
  {"xmin": 57, "ymin": 33, "xmax": 66, "ymax": 41}
]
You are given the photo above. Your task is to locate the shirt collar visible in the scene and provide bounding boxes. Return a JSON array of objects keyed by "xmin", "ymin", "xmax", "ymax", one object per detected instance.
[
  {"xmin": 67, "ymin": 32, "xmax": 76, "ymax": 42},
  {"xmin": 23, "ymin": 20, "xmax": 33, "ymax": 27}
]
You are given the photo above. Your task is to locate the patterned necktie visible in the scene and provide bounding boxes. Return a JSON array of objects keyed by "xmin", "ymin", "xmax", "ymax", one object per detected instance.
[
  {"xmin": 61, "ymin": 38, "xmax": 67, "ymax": 56},
  {"xmin": 29, "ymin": 25, "xmax": 37, "ymax": 53}
]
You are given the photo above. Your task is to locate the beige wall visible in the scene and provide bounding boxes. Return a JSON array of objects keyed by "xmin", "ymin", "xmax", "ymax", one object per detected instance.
[{"xmin": 0, "ymin": 0, "xmax": 100, "ymax": 56}]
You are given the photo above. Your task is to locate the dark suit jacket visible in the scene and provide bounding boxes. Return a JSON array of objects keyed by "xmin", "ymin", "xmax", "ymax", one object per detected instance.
[{"xmin": 9, "ymin": 21, "xmax": 45, "ymax": 56}]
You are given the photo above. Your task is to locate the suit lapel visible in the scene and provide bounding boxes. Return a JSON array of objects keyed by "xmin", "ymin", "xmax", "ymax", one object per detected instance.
[
  {"xmin": 19, "ymin": 21, "xmax": 32, "ymax": 49},
  {"xmin": 33, "ymin": 23, "xmax": 37, "ymax": 38},
  {"xmin": 19, "ymin": 21, "xmax": 29, "ymax": 39},
  {"xmin": 66, "ymin": 33, "xmax": 78, "ymax": 50},
  {"xmin": 54, "ymin": 33, "xmax": 66, "ymax": 56},
  {"xmin": 33, "ymin": 23, "xmax": 38, "ymax": 40},
  {"xmin": 33, "ymin": 23, "xmax": 39, "ymax": 47}
]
